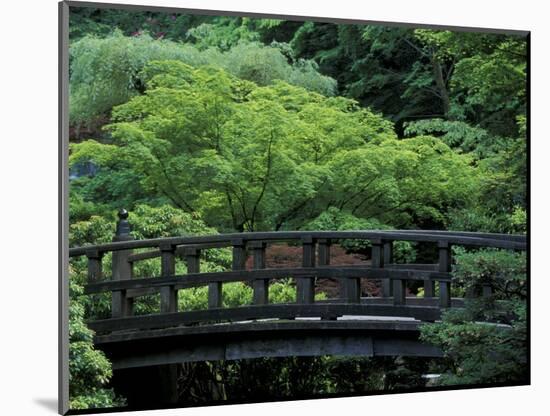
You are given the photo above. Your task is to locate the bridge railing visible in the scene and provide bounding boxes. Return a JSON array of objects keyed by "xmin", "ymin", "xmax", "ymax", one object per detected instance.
[{"xmin": 69, "ymin": 210, "xmax": 527, "ymax": 333}]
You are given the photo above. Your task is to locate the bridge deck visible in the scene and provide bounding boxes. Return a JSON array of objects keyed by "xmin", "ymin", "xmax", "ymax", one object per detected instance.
[{"xmin": 95, "ymin": 318, "xmax": 443, "ymax": 369}]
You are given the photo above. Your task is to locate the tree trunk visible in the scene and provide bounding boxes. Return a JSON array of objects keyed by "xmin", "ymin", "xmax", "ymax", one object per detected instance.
[{"xmin": 432, "ymin": 58, "xmax": 451, "ymax": 118}]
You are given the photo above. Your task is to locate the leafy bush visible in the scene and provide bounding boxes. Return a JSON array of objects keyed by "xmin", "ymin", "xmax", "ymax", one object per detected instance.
[
  {"xmin": 420, "ymin": 248, "xmax": 527, "ymax": 386},
  {"xmin": 452, "ymin": 248, "xmax": 526, "ymax": 299},
  {"xmin": 69, "ymin": 277, "xmax": 125, "ymax": 409},
  {"xmin": 420, "ymin": 300, "xmax": 527, "ymax": 385}
]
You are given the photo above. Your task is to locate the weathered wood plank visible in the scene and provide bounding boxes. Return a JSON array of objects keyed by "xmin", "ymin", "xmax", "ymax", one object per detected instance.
[
  {"xmin": 100, "ymin": 327, "xmax": 443, "ymax": 369},
  {"xmin": 251, "ymin": 241, "xmax": 268, "ymax": 305},
  {"xmin": 111, "ymin": 248, "xmax": 133, "ymax": 318},
  {"xmin": 70, "ymin": 230, "xmax": 526, "ymax": 257},
  {"xmin": 86, "ymin": 249, "xmax": 103, "ymax": 283},
  {"xmin": 232, "ymin": 238, "xmax": 246, "ymax": 271},
  {"xmin": 85, "ymin": 266, "xmax": 452, "ymax": 294},
  {"xmin": 382, "ymin": 241, "xmax": 393, "ymax": 297},
  {"xmin": 88, "ymin": 303, "xmax": 442, "ymax": 333},
  {"xmin": 438, "ymin": 240, "xmax": 452, "ymax": 308},
  {"xmin": 297, "ymin": 236, "xmax": 316, "ymax": 304},
  {"xmin": 159, "ymin": 243, "xmax": 177, "ymax": 313},
  {"xmin": 318, "ymin": 239, "xmax": 331, "ymax": 266},
  {"xmin": 95, "ymin": 319, "xmax": 425, "ymax": 344},
  {"xmin": 482, "ymin": 284, "xmax": 493, "ymax": 298}
]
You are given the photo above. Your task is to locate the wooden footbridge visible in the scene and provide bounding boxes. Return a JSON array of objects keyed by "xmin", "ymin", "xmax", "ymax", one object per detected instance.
[{"xmin": 69, "ymin": 210, "xmax": 526, "ymax": 404}]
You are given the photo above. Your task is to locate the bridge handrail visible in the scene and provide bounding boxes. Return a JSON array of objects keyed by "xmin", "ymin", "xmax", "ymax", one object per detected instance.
[
  {"xmin": 70, "ymin": 211, "xmax": 527, "ymax": 330},
  {"xmin": 69, "ymin": 229, "xmax": 526, "ymax": 257},
  {"xmin": 84, "ymin": 266, "xmax": 451, "ymax": 295}
]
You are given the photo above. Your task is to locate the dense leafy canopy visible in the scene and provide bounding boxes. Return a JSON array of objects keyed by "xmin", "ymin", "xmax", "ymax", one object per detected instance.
[{"xmin": 71, "ymin": 60, "xmax": 479, "ymax": 232}]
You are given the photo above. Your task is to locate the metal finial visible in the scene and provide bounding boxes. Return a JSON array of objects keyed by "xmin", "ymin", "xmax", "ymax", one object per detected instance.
[
  {"xmin": 118, "ymin": 208, "xmax": 129, "ymax": 220},
  {"xmin": 114, "ymin": 208, "xmax": 132, "ymax": 241}
]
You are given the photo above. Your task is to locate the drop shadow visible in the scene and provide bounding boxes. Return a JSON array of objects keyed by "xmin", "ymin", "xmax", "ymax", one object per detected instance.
[{"xmin": 34, "ymin": 398, "xmax": 58, "ymax": 413}]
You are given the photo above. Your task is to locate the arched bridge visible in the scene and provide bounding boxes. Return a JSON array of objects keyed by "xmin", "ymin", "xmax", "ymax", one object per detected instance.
[{"xmin": 69, "ymin": 211, "xmax": 527, "ymax": 373}]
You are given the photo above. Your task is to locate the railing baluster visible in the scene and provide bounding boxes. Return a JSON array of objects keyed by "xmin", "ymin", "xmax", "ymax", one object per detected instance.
[
  {"xmin": 382, "ymin": 241, "xmax": 393, "ymax": 297},
  {"xmin": 231, "ymin": 238, "xmax": 246, "ymax": 271},
  {"xmin": 377, "ymin": 238, "xmax": 405, "ymax": 305},
  {"xmin": 86, "ymin": 249, "xmax": 103, "ymax": 283},
  {"xmin": 317, "ymin": 238, "xmax": 338, "ymax": 297},
  {"xmin": 251, "ymin": 241, "xmax": 268, "ymax": 305},
  {"xmin": 343, "ymin": 236, "xmax": 362, "ymax": 303},
  {"xmin": 160, "ymin": 243, "xmax": 177, "ymax": 313},
  {"xmin": 318, "ymin": 239, "xmax": 337, "ymax": 319},
  {"xmin": 297, "ymin": 236, "xmax": 315, "ymax": 304},
  {"xmin": 423, "ymin": 242, "xmax": 436, "ymax": 297},
  {"xmin": 438, "ymin": 240, "xmax": 452, "ymax": 308},
  {"xmin": 318, "ymin": 238, "xmax": 331, "ymax": 266},
  {"xmin": 482, "ymin": 283, "xmax": 493, "ymax": 298}
]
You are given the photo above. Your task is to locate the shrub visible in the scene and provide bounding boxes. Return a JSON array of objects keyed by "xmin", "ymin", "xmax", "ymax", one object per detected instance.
[{"xmin": 452, "ymin": 247, "xmax": 526, "ymax": 299}]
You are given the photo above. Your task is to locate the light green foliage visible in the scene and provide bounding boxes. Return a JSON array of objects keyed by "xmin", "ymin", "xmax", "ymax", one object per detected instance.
[
  {"xmin": 412, "ymin": 30, "xmax": 526, "ymax": 135},
  {"xmin": 69, "ymin": 277, "xmax": 125, "ymax": 409},
  {"xmin": 323, "ymin": 135, "xmax": 479, "ymax": 227},
  {"xmin": 69, "ymin": 32, "xmax": 336, "ymax": 128},
  {"xmin": 445, "ymin": 207, "xmax": 501, "ymax": 234},
  {"xmin": 177, "ymin": 279, "xmax": 326, "ymax": 312},
  {"xmin": 403, "ymin": 119, "xmax": 499, "ymax": 157},
  {"xmin": 219, "ymin": 42, "xmax": 336, "ymax": 95},
  {"xmin": 509, "ymin": 206, "xmax": 527, "ymax": 234},
  {"xmin": 70, "ymin": 32, "xmax": 206, "ymax": 126},
  {"xmin": 71, "ymin": 61, "xmax": 478, "ymax": 232},
  {"xmin": 450, "ymin": 38, "xmax": 526, "ymax": 126}
]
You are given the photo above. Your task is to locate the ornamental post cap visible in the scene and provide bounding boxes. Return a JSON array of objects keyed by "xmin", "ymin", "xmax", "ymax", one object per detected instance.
[{"xmin": 114, "ymin": 208, "xmax": 132, "ymax": 241}]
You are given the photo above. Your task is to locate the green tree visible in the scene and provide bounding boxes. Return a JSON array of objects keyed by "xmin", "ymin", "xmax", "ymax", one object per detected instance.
[
  {"xmin": 69, "ymin": 32, "xmax": 335, "ymax": 132},
  {"xmin": 71, "ymin": 60, "xmax": 479, "ymax": 232}
]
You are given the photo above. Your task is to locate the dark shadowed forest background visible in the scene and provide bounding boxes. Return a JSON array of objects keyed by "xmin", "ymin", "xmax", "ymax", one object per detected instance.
[{"xmin": 67, "ymin": 6, "xmax": 528, "ymax": 410}]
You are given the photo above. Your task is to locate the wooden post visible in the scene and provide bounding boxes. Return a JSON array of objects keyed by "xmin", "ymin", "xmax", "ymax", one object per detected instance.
[
  {"xmin": 344, "ymin": 235, "xmax": 361, "ymax": 303},
  {"xmin": 184, "ymin": 247, "xmax": 201, "ymax": 274},
  {"xmin": 318, "ymin": 239, "xmax": 331, "ymax": 267},
  {"xmin": 465, "ymin": 286, "xmax": 476, "ymax": 299},
  {"xmin": 382, "ymin": 241, "xmax": 394, "ymax": 297},
  {"xmin": 158, "ymin": 238, "xmax": 179, "ymax": 404},
  {"xmin": 318, "ymin": 239, "xmax": 336, "ymax": 319},
  {"xmin": 297, "ymin": 236, "xmax": 315, "ymax": 304},
  {"xmin": 231, "ymin": 238, "xmax": 246, "ymax": 271},
  {"xmin": 159, "ymin": 242, "xmax": 177, "ymax": 313},
  {"xmin": 423, "ymin": 241, "xmax": 436, "ymax": 298},
  {"xmin": 250, "ymin": 241, "xmax": 268, "ymax": 305},
  {"xmin": 111, "ymin": 209, "xmax": 134, "ymax": 318},
  {"xmin": 438, "ymin": 240, "xmax": 452, "ymax": 308},
  {"xmin": 86, "ymin": 248, "xmax": 103, "ymax": 283},
  {"xmin": 482, "ymin": 284, "xmax": 493, "ymax": 298}
]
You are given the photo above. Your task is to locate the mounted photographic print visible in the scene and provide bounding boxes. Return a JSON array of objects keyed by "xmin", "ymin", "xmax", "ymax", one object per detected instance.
[{"xmin": 59, "ymin": 1, "xmax": 529, "ymax": 414}]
